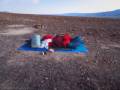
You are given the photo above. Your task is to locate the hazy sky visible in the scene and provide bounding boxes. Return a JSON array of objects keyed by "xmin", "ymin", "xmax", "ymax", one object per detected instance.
[{"xmin": 0, "ymin": 0, "xmax": 120, "ymax": 14}]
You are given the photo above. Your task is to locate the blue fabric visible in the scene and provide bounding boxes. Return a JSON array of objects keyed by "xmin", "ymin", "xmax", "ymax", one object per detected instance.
[
  {"xmin": 17, "ymin": 42, "xmax": 88, "ymax": 53},
  {"xmin": 17, "ymin": 43, "xmax": 48, "ymax": 52},
  {"xmin": 68, "ymin": 36, "xmax": 84, "ymax": 49}
]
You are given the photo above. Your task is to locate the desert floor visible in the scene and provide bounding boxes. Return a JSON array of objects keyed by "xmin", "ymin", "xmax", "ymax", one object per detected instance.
[{"xmin": 0, "ymin": 13, "xmax": 120, "ymax": 90}]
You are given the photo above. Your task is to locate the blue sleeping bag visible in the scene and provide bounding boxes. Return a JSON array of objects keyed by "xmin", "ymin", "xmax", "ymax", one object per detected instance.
[{"xmin": 68, "ymin": 36, "xmax": 84, "ymax": 49}]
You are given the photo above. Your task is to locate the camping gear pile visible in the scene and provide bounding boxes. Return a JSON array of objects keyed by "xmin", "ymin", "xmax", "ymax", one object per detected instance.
[
  {"xmin": 18, "ymin": 33, "xmax": 88, "ymax": 54},
  {"xmin": 30, "ymin": 34, "xmax": 84, "ymax": 50}
]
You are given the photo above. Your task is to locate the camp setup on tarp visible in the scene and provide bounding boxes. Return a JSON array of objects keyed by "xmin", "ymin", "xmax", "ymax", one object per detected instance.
[{"xmin": 17, "ymin": 34, "xmax": 88, "ymax": 54}]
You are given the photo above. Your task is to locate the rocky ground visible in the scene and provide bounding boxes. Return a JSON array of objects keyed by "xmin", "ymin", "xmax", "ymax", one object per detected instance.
[{"xmin": 0, "ymin": 13, "xmax": 120, "ymax": 90}]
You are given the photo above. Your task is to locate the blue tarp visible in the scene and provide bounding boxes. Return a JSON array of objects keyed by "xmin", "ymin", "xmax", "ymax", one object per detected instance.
[{"xmin": 17, "ymin": 43, "xmax": 88, "ymax": 53}]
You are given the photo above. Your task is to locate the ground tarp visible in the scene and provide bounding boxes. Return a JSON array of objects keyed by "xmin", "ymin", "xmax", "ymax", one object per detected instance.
[{"xmin": 17, "ymin": 42, "xmax": 88, "ymax": 53}]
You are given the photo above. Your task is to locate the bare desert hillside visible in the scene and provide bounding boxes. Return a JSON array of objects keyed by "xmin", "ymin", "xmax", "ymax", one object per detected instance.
[{"xmin": 0, "ymin": 13, "xmax": 120, "ymax": 90}]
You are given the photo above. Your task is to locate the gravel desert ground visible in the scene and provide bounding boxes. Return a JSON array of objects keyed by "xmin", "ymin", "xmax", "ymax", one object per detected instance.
[{"xmin": 0, "ymin": 13, "xmax": 120, "ymax": 90}]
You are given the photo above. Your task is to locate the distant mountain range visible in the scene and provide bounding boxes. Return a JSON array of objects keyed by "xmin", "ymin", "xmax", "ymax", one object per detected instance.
[
  {"xmin": 0, "ymin": 9, "xmax": 120, "ymax": 19},
  {"xmin": 63, "ymin": 9, "xmax": 120, "ymax": 18}
]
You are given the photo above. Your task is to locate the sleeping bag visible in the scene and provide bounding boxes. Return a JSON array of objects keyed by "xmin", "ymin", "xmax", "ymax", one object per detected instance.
[
  {"xmin": 68, "ymin": 36, "xmax": 84, "ymax": 49},
  {"xmin": 63, "ymin": 34, "xmax": 72, "ymax": 48},
  {"xmin": 52, "ymin": 35, "xmax": 63, "ymax": 48},
  {"xmin": 52, "ymin": 34, "xmax": 72, "ymax": 48}
]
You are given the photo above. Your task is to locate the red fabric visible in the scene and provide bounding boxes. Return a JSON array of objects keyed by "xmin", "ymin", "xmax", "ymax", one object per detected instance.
[
  {"xmin": 52, "ymin": 35, "xmax": 64, "ymax": 48},
  {"xmin": 42, "ymin": 34, "xmax": 53, "ymax": 47},
  {"xmin": 49, "ymin": 42, "xmax": 53, "ymax": 47},
  {"xmin": 63, "ymin": 34, "xmax": 72, "ymax": 41},
  {"xmin": 52, "ymin": 34, "xmax": 71, "ymax": 48},
  {"xmin": 63, "ymin": 34, "xmax": 72, "ymax": 47},
  {"xmin": 42, "ymin": 34, "xmax": 53, "ymax": 40}
]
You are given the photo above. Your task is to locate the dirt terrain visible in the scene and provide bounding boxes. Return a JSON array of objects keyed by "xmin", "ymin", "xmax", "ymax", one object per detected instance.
[{"xmin": 0, "ymin": 12, "xmax": 120, "ymax": 90}]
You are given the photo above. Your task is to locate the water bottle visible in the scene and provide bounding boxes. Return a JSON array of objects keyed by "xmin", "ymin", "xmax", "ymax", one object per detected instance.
[{"xmin": 31, "ymin": 34, "xmax": 41, "ymax": 48}]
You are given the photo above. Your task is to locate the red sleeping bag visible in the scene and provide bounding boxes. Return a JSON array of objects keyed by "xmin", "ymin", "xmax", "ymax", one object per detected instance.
[
  {"xmin": 63, "ymin": 34, "xmax": 72, "ymax": 48},
  {"xmin": 52, "ymin": 34, "xmax": 72, "ymax": 48},
  {"xmin": 52, "ymin": 35, "xmax": 63, "ymax": 48}
]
